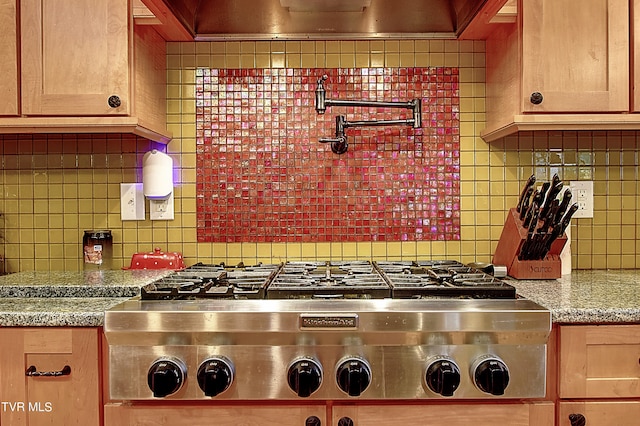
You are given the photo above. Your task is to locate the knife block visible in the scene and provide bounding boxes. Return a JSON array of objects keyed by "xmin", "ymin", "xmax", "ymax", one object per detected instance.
[{"xmin": 492, "ymin": 208, "xmax": 567, "ymax": 279}]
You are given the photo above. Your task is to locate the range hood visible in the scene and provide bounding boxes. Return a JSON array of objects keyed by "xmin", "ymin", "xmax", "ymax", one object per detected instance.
[{"xmin": 147, "ymin": 0, "xmax": 492, "ymax": 40}]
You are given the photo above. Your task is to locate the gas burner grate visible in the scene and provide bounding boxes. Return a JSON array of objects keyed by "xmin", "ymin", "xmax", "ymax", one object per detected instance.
[
  {"xmin": 375, "ymin": 261, "xmax": 516, "ymax": 299},
  {"xmin": 139, "ymin": 260, "xmax": 515, "ymax": 300},
  {"xmin": 267, "ymin": 261, "xmax": 390, "ymax": 299},
  {"xmin": 140, "ymin": 262, "xmax": 282, "ymax": 300}
]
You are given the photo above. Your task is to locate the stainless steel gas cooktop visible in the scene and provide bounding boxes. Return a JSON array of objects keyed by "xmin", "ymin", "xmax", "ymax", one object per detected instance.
[
  {"xmin": 138, "ymin": 260, "xmax": 517, "ymax": 300},
  {"xmin": 104, "ymin": 260, "xmax": 550, "ymax": 402}
]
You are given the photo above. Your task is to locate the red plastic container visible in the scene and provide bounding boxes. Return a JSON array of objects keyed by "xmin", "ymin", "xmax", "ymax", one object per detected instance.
[{"xmin": 125, "ymin": 247, "xmax": 186, "ymax": 271}]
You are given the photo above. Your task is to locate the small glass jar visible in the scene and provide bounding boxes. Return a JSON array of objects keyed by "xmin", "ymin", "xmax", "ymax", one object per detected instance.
[{"xmin": 82, "ymin": 230, "xmax": 113, "ymax": 270}]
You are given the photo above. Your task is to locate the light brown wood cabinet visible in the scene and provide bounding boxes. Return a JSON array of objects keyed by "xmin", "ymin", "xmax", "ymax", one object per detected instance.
[
  {"xmin": 104, "ymin": 402, "xmax": 553, "ymax": 426},
  {"xmin": 483, "ymin": 0, "xmax": 640, "ymax": 141},
  {"xmin": 0, "ymin": 0, "xmax": 170, "ymax": 143},
  {"xmin": 633, "ymin": 0, "xmax": 640, "ymax": 111},
  {"xmin": 0, "ymin": 0, "xmax": 18, "ymax": 116},
  {"xmin": 21, "ymin": 0, "xmax": 130, "ymax": 116},
  {"xmin": 0, "ymin": 328, "xmax": 101, "ymax": 426},
  {"xmin": 104, "ymin": 403, "xmax": 327, "ymax": 426},
  {"xmin": 332, "ymin": 402, "xmax": 554, "ymax": 426},
  {"xmin": 557, "ymin": 325, "xmax": 640, "ymax": 425},
  {"xmin": 558, "ymin": 401, "xmax": 640, "ymax": 426},
  {"xmin": 519, "ymin": 0, "xmax": 628, "ymax": 114}
]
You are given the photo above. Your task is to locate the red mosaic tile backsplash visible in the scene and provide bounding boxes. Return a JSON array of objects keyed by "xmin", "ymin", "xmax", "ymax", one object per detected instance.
[{"xmin": 195, "ymin": 67, "xmax": 460, "ymax": 242}]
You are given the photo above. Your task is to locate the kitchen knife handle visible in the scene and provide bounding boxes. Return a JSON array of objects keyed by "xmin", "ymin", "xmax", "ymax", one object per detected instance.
[
  {"xmin": 531, "ymin": 232, "xmax": 547, "ymax": 260},
  {"xmin": 539, "ymin": 181, "xmax": 550, "ymax": 201},
  {"xmin": 517, "ymin": 174, "xmax": 536, "ymax": 213},
  {"xmin": 555, "ymin": 188, "xmax": 572, "ymax": 223},
  {"xmin": 560, "ymin": 203, "xmax": 580, "ymax": 234},
  {"xmin": 519, "ymin": 186, "xmax": 534, "ymax": 221},
  {"xmin": 538, "ymin": 223, "xmax": 563, "ymax": 260},
  {"xmin": 539, "ymin": 200, "xmax": 559, "ymax": 232},
  {"xmin": 518, "ymin": 237, "xmax": 530, "ymax": 260},
  {"xmin": 523, "ymin": 190, "xmax": 540, "ymax": 228},
  {"xmin": 527, "ymin": 205, "xmax": 540, "ymax": 234},
  {"xmin": 541, "ymin": 181, "xmax": 563, "ymax": 218}
]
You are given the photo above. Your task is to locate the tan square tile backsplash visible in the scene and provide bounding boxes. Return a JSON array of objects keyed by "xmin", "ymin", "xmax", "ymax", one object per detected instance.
[{"xmin": 0, "ymin": 40, "xmax": 639, "ymax": 271}]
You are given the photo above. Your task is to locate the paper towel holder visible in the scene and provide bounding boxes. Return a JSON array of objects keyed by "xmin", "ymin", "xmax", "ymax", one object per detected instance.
[{"xmin": 142, "ymin": 149, "xmax": 173, "ymax": 199}]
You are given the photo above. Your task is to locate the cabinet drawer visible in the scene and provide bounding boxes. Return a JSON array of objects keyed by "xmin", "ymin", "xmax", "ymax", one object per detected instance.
[
  {"xmin": 332, "ymin": 402, "xmax": 554, "ymax": 426},
  {"xmin": 558, "ymin": 401, "xmax": 640, "ymax": 426},
  {"xmin": 559, "ymin": 325, "xmax": 640, "ymax": 398},
  {"xmin": 104, "ymin": 404, "xmax": 327, "ymax": 426}
]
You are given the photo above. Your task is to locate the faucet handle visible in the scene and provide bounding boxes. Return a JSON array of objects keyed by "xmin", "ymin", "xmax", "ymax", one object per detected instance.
[
  {"xmin": 319, "ymin": 137, "xmax": 341, "ymax": 144},
  {"xmin": 411, "ymin": 98, "xmax": 422, "ymax": 128},
  {"xmin": 315, "ymin": 76, "xmax": 328, "ymax": 114},
  {"xmin": 319, "ymin": 135, "xmax": 348, "ymax": 154}
]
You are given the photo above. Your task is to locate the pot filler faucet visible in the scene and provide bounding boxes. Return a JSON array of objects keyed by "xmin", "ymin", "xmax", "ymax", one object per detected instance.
[{"xmin": 315, "ymin": 75, "xmax": 422, "ymax": 154}]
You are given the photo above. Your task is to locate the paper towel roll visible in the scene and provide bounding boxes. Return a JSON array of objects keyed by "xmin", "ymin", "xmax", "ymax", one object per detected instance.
[{"xmin": 143, "ymin": 150, "xmax": 173, "ymax": 199}]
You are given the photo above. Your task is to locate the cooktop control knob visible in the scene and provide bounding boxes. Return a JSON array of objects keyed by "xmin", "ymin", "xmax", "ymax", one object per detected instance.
[
  {"xmin": 425, "ymin": 357, "xmax": 461, "ymax": 397},
  {"xmin": 287, "ymin": 357, "xmax": 323, "ymax": 397},
  {"xmin": 197, "ymin": 357, "xmax": 235, "ymax": 397},
  {"xmin": 336, "ymin": 357, "xmax": 371, "ymax": 397},
  {"xmin": 472, "ymin": 356, "xmax": 510, "ymax": 396},
  {"xmin": 147, "ymin": 358, "xmax": 187, "ymax": 398}
]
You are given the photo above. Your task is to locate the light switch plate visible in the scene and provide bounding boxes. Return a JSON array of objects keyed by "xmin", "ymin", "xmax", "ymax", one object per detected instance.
[{"xmin": 120, "ymin": 183, "xmax": 145, "ymax": 220}]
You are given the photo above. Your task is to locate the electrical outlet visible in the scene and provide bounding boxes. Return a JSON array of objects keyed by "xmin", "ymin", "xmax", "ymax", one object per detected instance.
[
  {"xmin": 569, "ymin": 180, "xmax": 594, "ymax": 218},
  {"xmin": 120, "ymin": 183, "xmax": 145, "ymax": 220},
  {"xmin": 149, "ymin": 193, "xmax": 174, "ymax": 220}
]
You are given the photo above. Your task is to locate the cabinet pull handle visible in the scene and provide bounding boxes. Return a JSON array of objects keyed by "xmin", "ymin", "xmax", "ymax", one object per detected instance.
[
  {"xmin": 530, "ymin": 92, "xmax": 544, "ymax": 105},
  {"xmin": 25, "ymin": 365, "xmax": 71, "ymax": 377},
  {"xmin": 568, "ymin": 413, "xmax": 586, "ymax": 426},
  {"xmin": 108, "ymin": 95, "xmax": 122, "ymax": 108},
  {"xmin": 305, "ymin": 416, "xmax": 321, "ymax": 426}
]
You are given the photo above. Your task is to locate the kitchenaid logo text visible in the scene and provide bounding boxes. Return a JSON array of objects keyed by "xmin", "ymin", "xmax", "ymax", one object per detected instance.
[
  {"xmin": 300, "ymin": 314, "xmax": 358, "ymax": 329},
  {"xmin": 2, "ymin": 401, "xmax": 53, "ymax": 413}
]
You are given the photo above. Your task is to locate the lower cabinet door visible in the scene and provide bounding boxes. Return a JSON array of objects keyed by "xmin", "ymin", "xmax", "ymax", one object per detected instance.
[
  {"xmin": 558, "ymin": 401, "xmax": 640, "ymax": 426},
  {"xmin": 559, "ymin": 325, "xmax": 640, "ymax": 398},
  {"xmin": 332, "ymin": 402, "xmax": 554, "ymax": 426},
  {"xmin": 104, "ymin": 403, "xmax": 327, "ymax": 426},
  {"xmin": 0, "ymin": 328, "xmax": 100, "ymax": 426}
]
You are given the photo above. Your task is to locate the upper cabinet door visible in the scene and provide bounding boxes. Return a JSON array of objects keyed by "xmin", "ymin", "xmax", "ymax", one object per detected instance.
[
  {"xmin": 21, "ymin": 0, "xmax": 130, "ymax": 116},
  {"xmin": 633, "ymin": 0, "xmax": 640, "ymax": 111},
  {"xmin": 521, "ymin": 0, "xmax": 629, "ymax": 112},
  {"xmin": 0, "ymin": 0, "xmax": 18, "ymax": 116}
]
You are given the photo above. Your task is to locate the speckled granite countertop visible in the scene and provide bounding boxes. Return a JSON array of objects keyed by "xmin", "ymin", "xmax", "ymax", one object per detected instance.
[
  {"xmin": 0, "ymin": 297, "xmax": 128, "ymax": 326},
  {"xmin": 0, "ymin": 270, "xmax": 639, "ymax": 327},
  {"xmin": 0, "ymin": 269, "xmax": 172, "ymax": 298},
  {"xmin": 508, "ymin": 270, "xmax": 640, "ymax": 324},
  {"xmin": 0, "ymin": 270, "xmax": 173, "ymax": 327}
]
